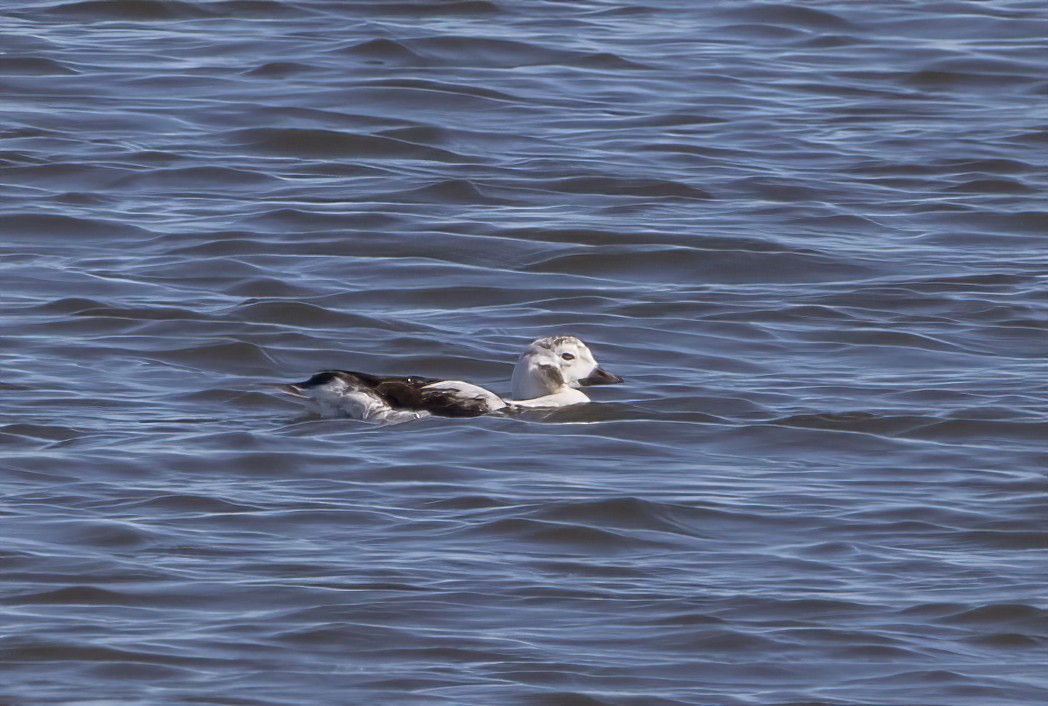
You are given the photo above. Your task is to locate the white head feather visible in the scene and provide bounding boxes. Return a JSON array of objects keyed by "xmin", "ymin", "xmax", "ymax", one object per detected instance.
[{"xmin": 510, "ymin": 336, "xmax": 620, "ymax": 401}]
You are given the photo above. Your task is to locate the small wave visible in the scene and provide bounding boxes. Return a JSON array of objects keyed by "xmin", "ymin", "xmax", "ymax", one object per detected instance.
[
  {"xmin": 341, "ymin": 35, "xmax": 649, "ymax": 70},
  {"xmin": 535, "ymin": 496, "xmax": 710, "ymax": 538},
  {"xmin": 541, "ymin": 176, "xmax": 711, "ymax": 200},
  {"xmin": 913, "ymin": 418, "xmax": 1048, "ymax": 445},
  {"xmin": 154, "ymin": 341, "xmax": 277, "ymax": 373},
  {"xmin": 367, "ymin": 76, "xmax": 520, "ymax": 101},
  {"xmin": 243, "ymin": 61, "xmax": 313, "ymax": 78},
  {"xmin": 772, "ymin": 411, "xmax": 935, "ymax": 437},
  {"xmin": 904, "ymin": 69, "xmax": 1041, "ymax": 89},
  {"xmin": 0, "ymin": 57, "xmax": 77, "ymax": 75},
  {"xmin": 226, "ymin": 127, "xmax": 475, "ymax": 162},
  {"xmin": 964, "ymin": 632, "xmax": 1040, "ymax": 648},
  {"xmin": 921, "ymin": 56, "xmax": 1045, "ymax": 80},
  {"xmin": 328, "ymin": 0, "xmax": 499, "ymax": 18},
  {"xmin": 53, "ymin": 519, "xmax": 159, "ymax": 550},
  {"xmin": 515, "ymin": 693, "xmax": 622, "ymax": 706},
  {"xmin": 44, "ymin": 0, "xmax": 214, "ymax": 20},
  {"xmin": 9, "ymin": 585, "xmax": 141, "ymax": 605},
  {"xmin": 392, "ymin": 179, "xmax": 510, "ymax": 205},
  {"xmin": 112, "ymin": 166, "xmax": 276, "ymax": 191},
  {"xmin": 2, "ymin": 213, "xmax": 151, "ymax": 241},
  {"xmin": 73, "ymin": 304, "xmax": 204, "ymax": 321},
  {"xmin": 523, "ymin": 246, "xmax": 873, "ymax": 284},
  {"xmin": 955, "ymin": 529, "xmax": 1048, "ymax": 550},
  {"xmin": 224, "ymin": 276, "xmax": 316, "ymax": 298},
  {"xmin": 0, "ymin": 423, "xmax": 82, "ymax": 442},
  {"xmin": 463, "ymin": 517, "xmax": 667, "ymax": 552},
  {"xmin": 2, "ymin": 636, "xmax": 213, "ymax": 666},
  {"xmin": 339, "ymin": 37, "xmax": 428, "ymax": 65},
  {"xmin": 716, "ymin": 23, "xmax": 810, "ymax": 40},
  {"xmin": 230, "ymin": 301, "xmax": 399, "ymax": 330},
  {"xmin": 411, "ymin": 35, "xmax": 649, "ymax": 70},
  {"xmin": 717, "ymin": 3, "xmax": 854, "ymax": 30}
]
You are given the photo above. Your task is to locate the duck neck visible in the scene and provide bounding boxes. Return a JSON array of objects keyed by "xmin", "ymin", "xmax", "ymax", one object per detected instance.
[{"xmin": 511, "ymin": 359, "xmax": 562, "ymax": 400}]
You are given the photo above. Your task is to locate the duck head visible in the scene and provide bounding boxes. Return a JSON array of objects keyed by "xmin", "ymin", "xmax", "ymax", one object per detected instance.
[{"xmin": 510, "ymin": 336, "xmax": 622, "ymax": 401}]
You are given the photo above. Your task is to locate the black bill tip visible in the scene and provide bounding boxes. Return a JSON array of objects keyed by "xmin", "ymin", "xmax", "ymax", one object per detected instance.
[{"xmin": 578, "ymin": 368, "xmax": 623, "ymax": 386}]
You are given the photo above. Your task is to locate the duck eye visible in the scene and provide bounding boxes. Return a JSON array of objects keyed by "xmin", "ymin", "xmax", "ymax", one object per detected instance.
[{"xmin": 561, "ymin": 353, "xmax": 575, "ymax": 361}]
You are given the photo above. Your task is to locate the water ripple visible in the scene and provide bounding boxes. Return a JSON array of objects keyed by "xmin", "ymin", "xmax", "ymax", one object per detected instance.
[{"xmin": 2, "ymin": 0, "xmax": 1047, "ymax": 703}]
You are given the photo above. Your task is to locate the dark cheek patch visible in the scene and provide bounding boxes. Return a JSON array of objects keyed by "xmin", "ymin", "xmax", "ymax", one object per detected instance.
[{"xmin": 538, "ymin": 364, "xmax": 564, "ymax": 387}]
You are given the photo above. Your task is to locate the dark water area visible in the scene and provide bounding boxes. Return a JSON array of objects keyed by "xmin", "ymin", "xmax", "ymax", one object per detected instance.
[{"xmin": 2, "ymin": 0, "xmax": 1048, "ymax": 703}]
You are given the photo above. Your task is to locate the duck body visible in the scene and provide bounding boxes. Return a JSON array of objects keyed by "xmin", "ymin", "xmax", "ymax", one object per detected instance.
[
  {"xmin": 279, "ymin": 336, "xmax": 621, "ymax": 422},
  {"xmin": 280, "ymin": 371, "xmax": 507, "ymax": 423}
]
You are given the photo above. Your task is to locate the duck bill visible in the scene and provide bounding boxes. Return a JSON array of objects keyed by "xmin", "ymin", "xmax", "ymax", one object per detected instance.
[
  {"xmin": 277, "ymin": 384, "xmax": 307, "ymax": 397},
  {"xmin": 578, "ymin": 368, "xmax": 623, "ymax": 386}
]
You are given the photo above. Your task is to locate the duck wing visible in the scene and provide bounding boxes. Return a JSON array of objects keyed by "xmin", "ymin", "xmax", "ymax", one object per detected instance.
[
  {"xmin": 321, "ymin": 371, "xmax": 448, "ymax": 413},
  {"xmin": 284, "ymin": 371, "xmax": 504, "ymax": 419},
  {"xmin": 332, "ymin": 373, "xmax": 506, "ymax": 418},
  {"xmin": 415, "ymin": 380, "xmax": 508, "ymax": 418}
]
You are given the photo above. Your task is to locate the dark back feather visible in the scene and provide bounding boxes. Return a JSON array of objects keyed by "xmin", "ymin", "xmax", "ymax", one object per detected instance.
[
  {"xmin": 416, "ymin": 387, "xmax": 492, "ymax": 418},
  {"xmin": 306, "ymin": 371, "xmax": 492, "ymax": 418}
]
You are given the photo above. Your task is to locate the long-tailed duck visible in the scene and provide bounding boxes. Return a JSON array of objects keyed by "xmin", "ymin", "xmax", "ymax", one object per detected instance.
[{"xmin": 279, "ymin": 335, "xmax": 622, "ymax": 422}]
